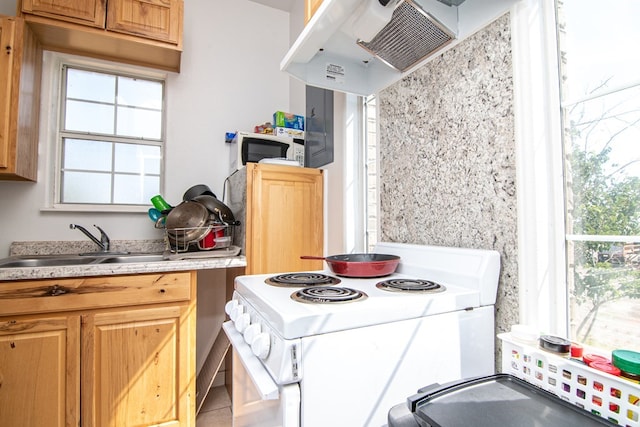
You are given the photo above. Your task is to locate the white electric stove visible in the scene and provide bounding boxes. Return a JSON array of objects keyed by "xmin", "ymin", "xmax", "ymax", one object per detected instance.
[{"xmin": 223, "ymin": 242, "xmax": 501, "ymax": 427}]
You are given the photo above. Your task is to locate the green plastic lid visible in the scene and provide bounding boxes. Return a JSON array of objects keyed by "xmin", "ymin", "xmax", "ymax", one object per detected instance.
[{"xmin": 612, "ymin": 350, "xmax": 640, "ymax": 375}]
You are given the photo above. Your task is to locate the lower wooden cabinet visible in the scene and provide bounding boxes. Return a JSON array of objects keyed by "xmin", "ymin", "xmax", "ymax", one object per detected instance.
[
  {"xmin": 0, "ymin": 315, "xmax": 80, "ymax": 426},
  {"xmin": 82, "ymin": 305, "xmax": 194, "ymax": 427},
  {"xmin": 0, "ymin": 272, "xmax": 196, "ymax": 427}
]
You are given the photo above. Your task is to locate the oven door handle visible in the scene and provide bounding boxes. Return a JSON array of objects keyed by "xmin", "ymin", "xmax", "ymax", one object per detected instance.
[{"xmin": 223, "ymin": 321, "xmax": 279, "ymax": 400}]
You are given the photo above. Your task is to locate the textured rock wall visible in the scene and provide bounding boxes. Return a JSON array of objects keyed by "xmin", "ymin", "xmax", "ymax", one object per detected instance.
[{"xmin": 378, "ymin": 13, "xmax": 518, "ymax": 364}]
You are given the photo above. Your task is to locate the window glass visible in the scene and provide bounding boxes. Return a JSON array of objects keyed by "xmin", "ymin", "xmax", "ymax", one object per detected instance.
[
  {"xmin": 114, "ymin": 143, "xmax": 161, "ymax": 174},
  {"xmin": 63, "ymin": 139, "xmax": 112, "ymax": 171},
  {"xmin": 116, "ymin": 106, "xmax": 162, "ymax": 139},
  {"xmin": 62, "ymin": 171, "xmax": 111, "ymax": 204},
  {"xmin": 66, "ymin": 68, "xmax": 115, "ymax": 103},
  {"xmin": 560, "ymin": 1, "xmax": 640, "ymax": 101},
  {"xmin": 113, "ymin": 174, "xmax": 159, "ymax": 204},
  {"xmin": 365, "ymin": 95, "xmax": 378, "ymax": 252},
  {"xmin": 559, "ymin": 0, "xmax": 640, "ymax": 351},
  {"xmin": 118, "ymin": 76, "xmax": 163, "ymax": 109},
  {"xmin": 59, "ymin": 65, "xmax": 164, "ymax": 206},
  {"xmin": 65, "ymin": 100, "xmax": 115, "ymax": 134}
]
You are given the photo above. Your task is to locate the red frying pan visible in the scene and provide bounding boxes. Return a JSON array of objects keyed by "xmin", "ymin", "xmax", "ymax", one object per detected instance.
[{"xmin": 300, "ymin": 253, "xmax": 400, "ymax": 278}]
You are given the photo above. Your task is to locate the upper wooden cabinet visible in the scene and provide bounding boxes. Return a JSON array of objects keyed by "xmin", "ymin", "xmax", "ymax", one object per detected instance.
[
  {"xmin": 0, "ymin": 16, "xmax": 42, "ymax": 181},
  {"xmin": 107, "ymin": 0, "xmax": 182, "ymax": 45},
  {"xmin": 18, "ymin": 0, "xmax": 183, "ymax": 72}
]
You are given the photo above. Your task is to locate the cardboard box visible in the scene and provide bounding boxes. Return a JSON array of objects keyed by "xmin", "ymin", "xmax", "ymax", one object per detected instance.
[
  {"xmin": 273, "ymin": 111, "xmax": 304, "ymax": 130},
  {"xmin": 274, "ymin": 127, "xmax": 304, "ymax": 139}
]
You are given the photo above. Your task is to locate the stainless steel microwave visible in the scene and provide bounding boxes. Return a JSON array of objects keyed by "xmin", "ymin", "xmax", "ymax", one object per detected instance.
[{"xmin": 230, "ymin": 132, "xmax": 304, "ymax": 171}]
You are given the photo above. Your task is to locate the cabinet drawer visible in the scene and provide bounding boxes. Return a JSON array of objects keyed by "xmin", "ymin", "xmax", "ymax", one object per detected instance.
[
  {"xmin": 107, "ymin": 0, "xmax": 183, "ymax": 45},
  {"xmin": 21, "ymin": 0, "xmax": 107, "ymax": 28},
  {"xmin": 0, "ymin": 272, "xmax": 193, "ymax": 316}
]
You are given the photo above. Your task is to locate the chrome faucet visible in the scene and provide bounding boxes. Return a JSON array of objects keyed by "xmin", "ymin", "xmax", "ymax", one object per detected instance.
[{"xmin": 70, "ymin": 224, "xmax": 110, "ymax": 252}]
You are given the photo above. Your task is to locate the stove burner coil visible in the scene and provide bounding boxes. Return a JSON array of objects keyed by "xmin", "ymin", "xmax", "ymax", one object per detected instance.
[
  {"xmin": 376, "ymin": 278, "xmax": 446, "ymax": 293},
  {"xmin": 291, "ymin": 286, "xmax": 367, "ymax": 304},
  {"xmin": 265, "ymin": 273, "xmax": 341, "ymax": 287}
]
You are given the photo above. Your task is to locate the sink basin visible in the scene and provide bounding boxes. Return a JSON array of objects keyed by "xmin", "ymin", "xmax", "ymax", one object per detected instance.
[
  {"xmin": 0, "ymin": 253, "xmax": 167, "ymax": 269},
  {"xmin": 98, "ymin": 254, "xmax": 167, "ymax": 264},
  {"xmin": 0, "ymin": 255, "xmax": 100, "ymax": 268}
]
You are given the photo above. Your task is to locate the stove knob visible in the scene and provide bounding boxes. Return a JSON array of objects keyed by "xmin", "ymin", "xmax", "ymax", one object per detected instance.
[
  {"xmin": 230, "ymin": 304, "xmax": 244, "ymax": 322},
  {"xmin": 243, "ymin": 323, "xmax": 261, "ymax": 345},
  {"xmin": 235, "ymin": 312, "xmax": 251, "ymax": 333},
  {"xmin": 251, "ymin": 333, "xmax": 271, "ymax": 359},
  {"xmin": 224, "ymin": 300, "xmax": 238, "ymax": 316}
]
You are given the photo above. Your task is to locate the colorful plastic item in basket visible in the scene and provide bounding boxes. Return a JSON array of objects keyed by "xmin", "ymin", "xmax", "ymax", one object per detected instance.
[
  {"xmin": 197, "ymin": 227, "xmax": 230, "ymax": 250},
  {"xmin": 500, "ymin": 333, "xmax": 640, "ymax": 426}
]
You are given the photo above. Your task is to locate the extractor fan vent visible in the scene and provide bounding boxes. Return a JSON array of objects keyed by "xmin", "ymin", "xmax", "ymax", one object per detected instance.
[{"xmin": 358, "ymin": 0, "xmax": 455, "ymax": 72}]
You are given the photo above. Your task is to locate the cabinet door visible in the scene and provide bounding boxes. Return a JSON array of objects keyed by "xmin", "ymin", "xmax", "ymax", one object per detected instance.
[
  {"xmin": 0, "ymin": 315, "xmax": 80, "ymax": 427},
  {"xmin": 0, "ymin": 16, "xmax": 42, "ymax": 181},
  {"xmin": 106, "ymin": 0, "xmax": 183, "ymax": 45},
  {"xmin": 21, "ymin": 0, "xmax": 107, "ymax": 27},
  {"xmin": 246, "ymin": 163, "xmax": 324, "ymax": 274},
  {"xmin": 82, "ymin": 304, "xmax": 195, "ymax": 427},
  {"xmin": 0, "ymin": 17, "xmax": 15, "ymax": 172}
]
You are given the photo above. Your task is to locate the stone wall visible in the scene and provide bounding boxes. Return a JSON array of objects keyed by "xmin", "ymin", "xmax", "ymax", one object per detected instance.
[{"xmin": 378, "ymin": 13, "xmax": 519, "ymax": 365}]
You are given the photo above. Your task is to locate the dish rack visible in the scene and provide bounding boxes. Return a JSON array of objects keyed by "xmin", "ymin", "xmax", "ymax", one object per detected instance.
[
  {"xmin": 157, "ymin": 222, "xmax": 235, "ymax": 253},
  {"xmin": 499, "ymin": 333, "xmax": 640, "ymax": 426}
]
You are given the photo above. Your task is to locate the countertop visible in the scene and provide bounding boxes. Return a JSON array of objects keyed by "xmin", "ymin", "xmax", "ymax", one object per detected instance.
[
  {"xmin": 1, "ymin": 239, "xmax": 247, "ymax": 281},
  {"xmin": 0, "ymin": 255, "xmax": 247, "ymax": 281}
]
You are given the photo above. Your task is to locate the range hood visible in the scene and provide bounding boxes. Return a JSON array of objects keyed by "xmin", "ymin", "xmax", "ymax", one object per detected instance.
[{"xmin": 281, "ymin": 0, "xmax": 518, "ymax": 96}]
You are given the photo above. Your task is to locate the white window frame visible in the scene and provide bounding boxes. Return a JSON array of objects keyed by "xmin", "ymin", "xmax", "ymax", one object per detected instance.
[
  {"xmin": 39, "ymin": 51, "xmax": 168, "ymax": 213},
  {"xmin": 511, "ymin": 0, "xmax": 568, "ymax": 334}
]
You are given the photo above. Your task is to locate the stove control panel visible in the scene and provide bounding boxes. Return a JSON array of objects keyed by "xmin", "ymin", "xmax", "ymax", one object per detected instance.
[{"xmin": 225, "ymin": 292, "xmax": 301, "ymax": 384}]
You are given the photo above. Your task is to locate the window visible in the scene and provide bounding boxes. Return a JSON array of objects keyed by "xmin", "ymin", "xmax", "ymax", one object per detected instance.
[
  {"xmin": 557, "ymin": 0, "xmax": 640, "ymax": 351},
  {"xmin": 364, "ymin": 95, "xmax": 378, "ymax": 252},
  {"xmin": 54, "ymin": 61, "xmax": 165, "ymax": 208}
]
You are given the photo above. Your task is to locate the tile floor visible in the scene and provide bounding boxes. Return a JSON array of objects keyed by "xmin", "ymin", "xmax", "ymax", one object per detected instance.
[{"xmin": 196, "ymin": 386, "xmax": 232, "ymax": 427}]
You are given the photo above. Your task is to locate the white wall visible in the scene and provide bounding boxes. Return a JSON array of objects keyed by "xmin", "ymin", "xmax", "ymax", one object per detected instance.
[
  {"xmin": 0, "ymin": 1, "xmax": 292, "ymax": 256},
  {"xmin": 0, "ymin": 2, "xmax": 15, "ymax": 15}
]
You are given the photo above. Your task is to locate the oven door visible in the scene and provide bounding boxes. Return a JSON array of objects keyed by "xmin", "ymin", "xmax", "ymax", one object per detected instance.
[{"xmin": 223, "ymin": 322, "xmax": 301, "ymax": 427}]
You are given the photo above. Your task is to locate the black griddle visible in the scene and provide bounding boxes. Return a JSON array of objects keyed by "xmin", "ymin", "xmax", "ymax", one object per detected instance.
[{"xmin": 388, "ymin": 374, "xmax": 617, "ymax": 427}]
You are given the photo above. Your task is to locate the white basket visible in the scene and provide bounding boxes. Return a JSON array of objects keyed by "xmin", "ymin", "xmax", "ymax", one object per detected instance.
[{"xmin": 499, "ymin": 333, "xmax": 640, "ymax": 426}]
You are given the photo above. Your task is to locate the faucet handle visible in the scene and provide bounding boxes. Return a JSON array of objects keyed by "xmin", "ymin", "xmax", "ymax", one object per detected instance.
[{"xmin": 93, "ymin": 225, "xmax": 110, "ymax": 251}]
